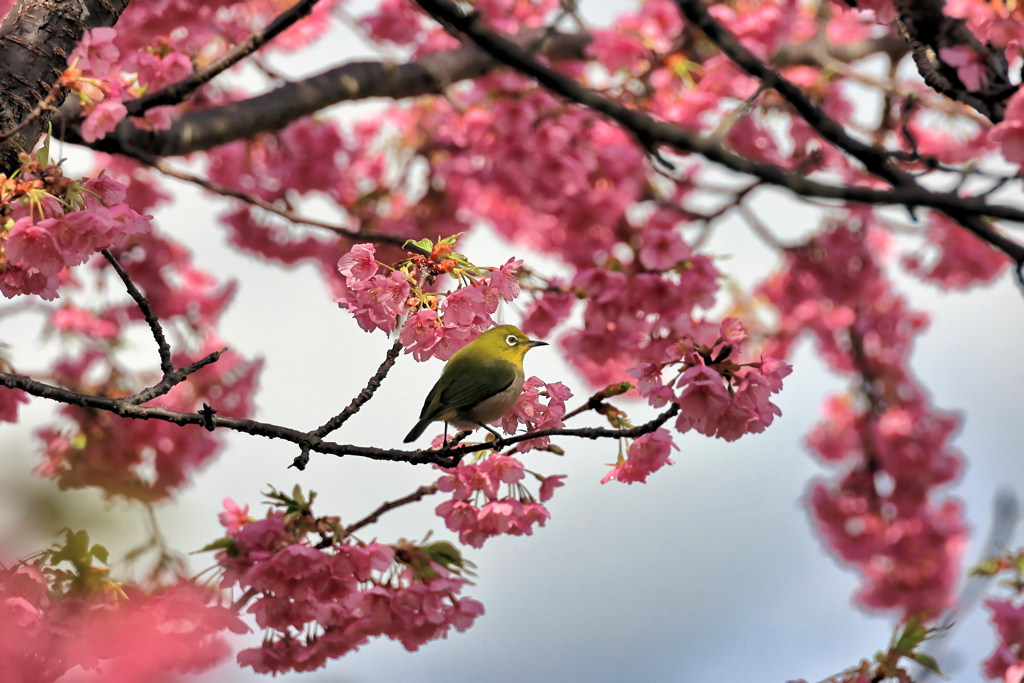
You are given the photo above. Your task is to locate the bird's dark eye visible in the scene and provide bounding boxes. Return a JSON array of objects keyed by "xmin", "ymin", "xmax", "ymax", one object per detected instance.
[{"xmin": 505, "ymin": 334, "xmax": 518, "ymax": 347}]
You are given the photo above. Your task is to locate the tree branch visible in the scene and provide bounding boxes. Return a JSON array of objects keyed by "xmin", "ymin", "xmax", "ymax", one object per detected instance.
[
  {"xmin": 0, "ymin": 0, "xmax": 131, "ymax": 175},
  {"xmin": 60, "ymin": 29, "xmax": 590, "ymax": 157},
  {"xmin": 410, "ymin": 0, "xmax": 1024, "ymax": 271},
  {"xmin": 101, "ymin": 249, "xmax": 174, "ymax": 377},
  {"xmin": 120, "ymin": 146, "xmax": 412, "ymax": 249},
  {"xmin": 123, "ymin": 0, "xmax": 323, "ymax": 117},
  {"xmin": 343, "ymin": 484, "xmax": 439, "ymax": 537},
  {"xmin": 0, "ymin": 368, "xmax": 678, "ymax": 467}
]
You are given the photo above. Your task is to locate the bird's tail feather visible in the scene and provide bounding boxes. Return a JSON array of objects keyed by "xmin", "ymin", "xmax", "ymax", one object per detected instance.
[{"xmin": 403, "ymin": 417, "xmax": 433, "ymax": 443}]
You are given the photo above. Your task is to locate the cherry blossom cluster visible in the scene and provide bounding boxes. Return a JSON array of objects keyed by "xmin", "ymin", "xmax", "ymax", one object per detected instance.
[
  {"xmin": 762, "ymin": 217, "xmax": 965, "ymax": 620},
  {"xmin": 434, "ymin": 453, "xmax": 565, "ymax": 548},
  {"xmin": 628, "ymin": 317, "xmax": 792, "ymax": 444},
  {"xmin": 36, "ymin": 335, "xmax": 261, "ymax": 501},
  {"xmin": 0, "ymin": 529, "xmax": 246, "ymax": 683},
  {"xmin": 211, "ymin": 490, "xmax": 483, "ymax": 674},
  {"xmin": 968, "ymin": 550, "xmax": 1024, "ymax": 682},
  {"xmin": 0, "ymin": 156, "xmax": 152, "ymax": 301},
  {"xmin": 335, "ymin": 239, "xmax": 524, "ymax": 361}
]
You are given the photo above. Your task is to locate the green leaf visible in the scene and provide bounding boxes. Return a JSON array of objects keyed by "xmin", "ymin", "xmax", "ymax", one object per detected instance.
[
  {"xmin": 894, "ymin": 616, "xmax": 929, "ymax": 652},
  {"xmin": 404, "ymin": 237, "xmax": 433, "ymax": 253},
  {"xmin": 195, "ymin": 537, "xmax": 235, "ymax": 554},
  {"xmin": 912, "ymin": 653, "xmax": 944, "ymax": 677},
  {"xmin": 90, "ymin": 544, "xmax": 109, "ymax": 564}
]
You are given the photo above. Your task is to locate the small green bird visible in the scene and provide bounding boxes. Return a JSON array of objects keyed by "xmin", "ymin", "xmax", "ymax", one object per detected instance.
[{"xmin": 403, "ymin": 324, "xmax": 548, "ymax": 443}]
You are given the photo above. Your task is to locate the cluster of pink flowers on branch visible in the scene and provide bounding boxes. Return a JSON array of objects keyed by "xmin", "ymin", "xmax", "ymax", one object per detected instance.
[
  {"xmin": 0, "ymin": 529, "xmax": 246, "ymax": 683},
  {"xmin": 0, "ymin": 154, "xmax": 152, "ymax": 301},
  {"xmin": 336, "ymin": 238, "xmax": 525, "ymax": 362},
  {"xmin": 434, "ymin": 453, "xmax": 565, "ymax": 548},
  {"xmin": 762, "ymin": 217, "xmax": 966, "ymax": 620},
  {"xmin": 211, "ymin": 487, "xmax": 483, "ymax": 674},
  {"xmin": 629, "ymin": 317, "xmax": 793, "ymax": 444},
  {"xmin": 970, "ymin": 550, "xmax": 1024, "ymax": 682}
]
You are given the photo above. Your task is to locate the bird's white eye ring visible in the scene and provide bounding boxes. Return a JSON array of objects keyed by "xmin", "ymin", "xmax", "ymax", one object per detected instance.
[{"xmin": 505, "ymin": 334, "xmax": 518, "ymax": 347}]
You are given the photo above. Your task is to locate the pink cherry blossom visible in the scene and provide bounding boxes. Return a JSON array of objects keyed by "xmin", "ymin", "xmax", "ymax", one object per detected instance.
[
  {"xmin": 337, "ymin": 243, "xmax": 378, "ymax": 284},
  {"xmin": 81, "ymin": 100, "xmax": 128, "ymax": 143},
  {"xmin": 601, "ymin": 429, "xmax": 677, "ymax": 484}
]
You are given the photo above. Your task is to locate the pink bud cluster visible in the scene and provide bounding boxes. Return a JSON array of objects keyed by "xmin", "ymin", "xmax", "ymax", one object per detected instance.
[
  {"xmin": 1, "ymin": 175, "xmax": 152, "ymax": 301},
  {"xmin": 762, "ymin": 218, "xmax": 965, "ymax": 620},
  {"xmin": 435, "ymin": 454, "xmax": 563, "ymax": 548},
  {"xmin": 0, "ymin": 563, "xmax": 246, "ymax": 683},
  {"xmin": 215, "ymin": 503, "xmax": 484, "ymax": 674}
]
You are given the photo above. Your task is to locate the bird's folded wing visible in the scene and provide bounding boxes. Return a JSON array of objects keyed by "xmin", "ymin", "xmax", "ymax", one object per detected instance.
[{"xmin": 428, "ymin": 359, "xmax": 518, "ymax": 420}]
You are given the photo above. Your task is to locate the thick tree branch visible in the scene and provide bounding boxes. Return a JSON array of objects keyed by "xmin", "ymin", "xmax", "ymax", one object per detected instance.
[
  {"xmin": 0, "ymin": 369, "xmax": 678, "ymax": 467},
  {"xmin": 411, "ymin": 0, "xmax": 1024, "ymax": 271},
  {"xmin": 0, "ymin": 0, "xmax": 130, "ymax": 175},
  {"xmin": 890, "ymin": 0, "xmax": 1015, "ymax": 122},
  {"xmin": 123, "ymin": 0, "xmax": 323, "ymax": 117},
  {"xmin": 62, "ymin": 29, "xmax": 590, "ymax": 157}
]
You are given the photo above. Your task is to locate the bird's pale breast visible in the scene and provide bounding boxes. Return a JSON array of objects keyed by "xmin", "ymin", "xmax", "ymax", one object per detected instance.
[{"xmin": 449, "ymin": 370, "xmax": 525, "ymax": 430}]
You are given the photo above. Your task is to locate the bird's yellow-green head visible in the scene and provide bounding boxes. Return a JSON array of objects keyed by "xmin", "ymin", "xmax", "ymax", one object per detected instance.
[{"xmin": 454, "ymin": 324, "xmax": 548, "ymax": 368}]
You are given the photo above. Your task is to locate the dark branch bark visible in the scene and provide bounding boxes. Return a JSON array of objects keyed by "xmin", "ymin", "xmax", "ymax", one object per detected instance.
[
  {"xmin": 60, "ymin": 29, "xmax": 590, "ymax": 157},
  {"xmin": 0, "ymin": 0, "xmax": 130, "ymax": 174},
  {"xmin": 0, "ymin": 368, "xmax": 678, "ymax": 467},
  {"xmin": 101, "ymin": 249, "xmax": 174, "ymax": 378},
  {"xmin": 410, "ymin": 0, "xmax": 1024, "ymax": 271},
  {"xmin": 890, "ymin": 0, "xmax": 1016, "ymax": 122}
]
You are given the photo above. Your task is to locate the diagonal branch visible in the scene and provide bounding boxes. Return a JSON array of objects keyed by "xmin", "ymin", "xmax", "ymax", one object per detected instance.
[
  {"xmin": 312, "ymin": 339, "xmax": 404, "ymax": 440},
  {"xmin": 410, "ymin": 0, "xmax": 1024, "ymax": 273},
  {"xmin": 124, "ymin": 0, "xmax": 323, "ymax": 117},
  {"xmin": 674, "ymin": 0, "xmax": 910, "ymax": 188},
  {"xmin": 102, "ymin": 249, "xmax": 173, "ymax": 377},
  {"xmin": 120, "ymin": 146, "xmax": 412, "ymax": 249},
  {"xmin": 59, "ymin": 30, "xmax": 590, "ymax": 158},
  {"xmin": 343, "ymin": 484, "xmax": 439, "ymax": 537}
]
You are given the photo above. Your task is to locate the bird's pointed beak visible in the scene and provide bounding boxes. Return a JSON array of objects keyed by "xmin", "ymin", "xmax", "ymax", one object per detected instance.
[{"xmin": 527, "ymin": 340, "xmax": 549, "ymax": 348}]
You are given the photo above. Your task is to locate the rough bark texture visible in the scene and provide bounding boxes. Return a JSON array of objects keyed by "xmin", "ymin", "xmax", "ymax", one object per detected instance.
[
  {"xmin": 0, "ymin": 0, "xmax": 130, "ymax": 174},
  {"xmin": 63, "ymin": 30, "xmax": 590, "ymax": 157}
]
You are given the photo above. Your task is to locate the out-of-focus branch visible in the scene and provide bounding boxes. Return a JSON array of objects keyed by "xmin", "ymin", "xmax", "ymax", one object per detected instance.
[
  {"xmin": 122, "ymin": 146, "xmax": 412, "ymax": 249},
  {"xmin": 0, "ymin": 0, "xmax": 131, "ymax": 174},
  {"xmin": 61, "ymin": 29, "xmax": 591, "ymax": 157},
  {"xmin": 123, "ymin": 0, "xmax": 323, "ymax": 116},
  {"xmin": 410, "ymin": 0, "xmax": 1024, "ymax": 274}
]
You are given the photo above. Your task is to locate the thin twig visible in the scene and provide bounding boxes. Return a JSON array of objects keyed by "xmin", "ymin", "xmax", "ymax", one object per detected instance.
[
  {"xmin": 344, "ymin": 484, "xmax": 440, "ymax": 537},
  {"xmin": 312, "ymin": 340, "xmax": 403, "ymax": 440},
  {"xmin": 124, "ymin": 0, "xmax": 324, "ymax": 116},
  {"xmin": 231, "ymin": 587, "xmax": 258, "ymax": 613},
  {"xmin": 0, "ymin": 82, "xmax": 64, "ymax": 145},
  {"xmin": 101, "ymin": 249, "xmax": 173, "ymax": 377}
]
